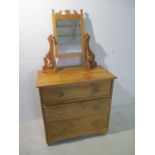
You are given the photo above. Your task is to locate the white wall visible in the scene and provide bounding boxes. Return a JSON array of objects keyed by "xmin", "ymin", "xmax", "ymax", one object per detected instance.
[{"xmin": 20, "ymin": 0, "xmax": 135, "ymax": 122}]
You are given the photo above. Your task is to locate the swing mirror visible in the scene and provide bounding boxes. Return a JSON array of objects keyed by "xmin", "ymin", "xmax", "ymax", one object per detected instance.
[
  {"xmin": 53, "ymin": 10, "xmax": 84, "ymax": 58},
  {"xmin": 42, "ymin": 10, "xmax": 97, "ymax": 71}
]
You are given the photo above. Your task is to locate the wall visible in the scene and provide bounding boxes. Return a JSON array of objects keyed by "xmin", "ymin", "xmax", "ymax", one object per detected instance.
[{"xmin": 19, "ymin": 0, "xmax": 135, "ymax": 122}]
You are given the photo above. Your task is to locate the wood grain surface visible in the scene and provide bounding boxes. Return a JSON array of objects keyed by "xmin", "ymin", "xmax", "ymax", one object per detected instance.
[{"xmin": 36, "ymin": 66, "xmax": 116, "ymax": 87}]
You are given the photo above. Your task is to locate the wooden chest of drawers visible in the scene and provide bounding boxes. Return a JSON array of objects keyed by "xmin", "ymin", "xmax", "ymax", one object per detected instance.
[{"xmin": 36, "ymin": 66, "xmax": 116, "ymax": 145}]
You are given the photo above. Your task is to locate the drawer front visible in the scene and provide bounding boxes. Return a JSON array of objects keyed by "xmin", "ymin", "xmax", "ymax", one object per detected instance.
[
  {"xmin": 41, "ymin": 80, "xmax": 112, "ymax": 105},
  {"xmin": 46, "ymin": 114, "xmax": 108, "ymax": 144},
  {"xmin": 44, "ymin": 98, "xmax": 111, "ymax": 122}
]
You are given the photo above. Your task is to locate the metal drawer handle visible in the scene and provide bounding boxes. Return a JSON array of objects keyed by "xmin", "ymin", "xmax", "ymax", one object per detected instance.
[
  {"xmin": 57, "ymin": 92, "xmax": 64, "ymax": 97},
  {"xmin": 58, "ymin": 110, "xmax": 65, "ymax": 116}
]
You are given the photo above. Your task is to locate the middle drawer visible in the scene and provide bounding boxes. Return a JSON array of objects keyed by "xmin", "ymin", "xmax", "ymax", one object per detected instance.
[{"xmin": 43, "ymin": 98, "xmax": 111, "ymax": 122}]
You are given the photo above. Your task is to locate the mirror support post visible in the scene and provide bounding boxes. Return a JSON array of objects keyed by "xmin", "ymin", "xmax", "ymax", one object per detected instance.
[
  {"xmin": 84, "ymin": 33, "xmax": 97, "ymax": 69},
  {"xmin": 42, "ymin": 35, "xmax": 57, "ymax": 72}
]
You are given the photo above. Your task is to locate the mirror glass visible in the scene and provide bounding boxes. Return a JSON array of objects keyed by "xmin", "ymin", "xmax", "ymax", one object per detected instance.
[
  {"xmin": 56, "ymin": 57, "xmax": 84, "ymax": 68},
  {"xmin": 56, "ymin": 19, "xmax": 82, "ymax": 54}
]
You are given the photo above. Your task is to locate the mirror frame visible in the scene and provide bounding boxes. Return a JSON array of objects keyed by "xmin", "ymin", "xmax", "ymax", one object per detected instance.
[
  {"xmin": 42, "ymin": 10, "xmax": 97, "ymax": 72},
  {"xmin": 52, "ymin": 10, "xmax": 85, "ymax": 58}
]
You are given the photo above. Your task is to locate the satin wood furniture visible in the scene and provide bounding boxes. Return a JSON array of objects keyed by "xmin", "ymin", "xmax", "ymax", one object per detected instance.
[{"xmin": 36, "ymin": 10, "xmax": 116, "ymax": 145}]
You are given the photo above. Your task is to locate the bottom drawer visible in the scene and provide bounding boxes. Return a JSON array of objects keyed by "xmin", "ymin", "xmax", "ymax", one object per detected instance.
[{"xmin": 46, "ymin": 114, "xmax": 109, "ymax": 144}]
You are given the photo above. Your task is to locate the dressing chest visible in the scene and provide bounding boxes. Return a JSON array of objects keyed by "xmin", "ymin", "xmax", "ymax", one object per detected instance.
[
  {"xmin": 36, "ymin": 10, "xmax": 116, "ymax": 145},
  {"xmin": 36, "ymin": 66, "xmax": 116, "ymax": 144}
]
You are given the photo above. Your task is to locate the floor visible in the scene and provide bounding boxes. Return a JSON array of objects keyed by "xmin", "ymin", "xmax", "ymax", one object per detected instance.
[{"xmin": 19, "ymin": 104, "xmax": 135, "ymax": 155}]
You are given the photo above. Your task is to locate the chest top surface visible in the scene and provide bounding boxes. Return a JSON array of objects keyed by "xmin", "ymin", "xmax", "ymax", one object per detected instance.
[{"xmin": 36, "ymin": 66, "xmax": 116, "ymax": 88}]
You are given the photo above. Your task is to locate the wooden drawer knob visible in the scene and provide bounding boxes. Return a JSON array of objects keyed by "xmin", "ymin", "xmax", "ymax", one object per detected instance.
[{"xmin": 56, "ymin": 92, "xmax": 64, "ymax": 97}]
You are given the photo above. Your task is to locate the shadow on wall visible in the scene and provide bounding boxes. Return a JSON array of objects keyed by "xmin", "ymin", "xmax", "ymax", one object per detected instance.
[
  {"xmin": 84, "ymin": 13, "xmax": 107, "ymax": 68},
  {"xmin": 84, "ymin": 13, "xmax": 135, "ymax": 107},
  {"xmin": 112, "ymin": 81, "xmax": 135, "ymax": 106},
  {"xmin": 108, "ymin": 103, "xmax": 135, "ymax": 135}
]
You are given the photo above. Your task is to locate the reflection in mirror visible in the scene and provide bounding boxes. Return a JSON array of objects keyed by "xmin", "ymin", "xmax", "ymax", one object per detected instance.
[{"xmin": 56, "ymin": 19, "xmax": 81, "ymax": 54}]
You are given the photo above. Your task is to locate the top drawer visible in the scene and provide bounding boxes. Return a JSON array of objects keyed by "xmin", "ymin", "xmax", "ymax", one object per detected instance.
[{"xmin": 41, "ymin": 80, "xmax": 112, "ymax": 105}]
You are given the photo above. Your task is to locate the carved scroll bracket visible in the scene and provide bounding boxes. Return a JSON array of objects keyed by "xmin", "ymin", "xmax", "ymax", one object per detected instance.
[
  {"xmin": 42, "ymin": 35, "xmax": 57, "ymax": 72},
  {"xmin": 84, "ymin": 33, "xmax": 97, "ymax": 69}
]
